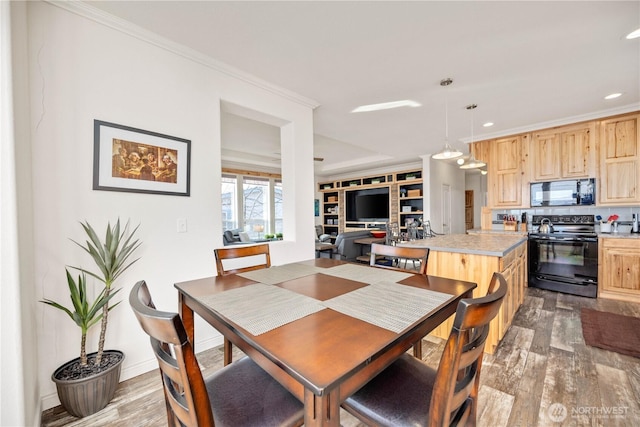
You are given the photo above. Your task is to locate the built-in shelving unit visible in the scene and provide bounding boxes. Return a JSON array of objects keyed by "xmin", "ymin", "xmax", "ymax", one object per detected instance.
[
  {"xmin": 397, "ymin": 170, "xmax": 424, "ymax": 232},
  {"xmin": 318, "ymin": 169, "xmax": 424, "ymax": 236}
]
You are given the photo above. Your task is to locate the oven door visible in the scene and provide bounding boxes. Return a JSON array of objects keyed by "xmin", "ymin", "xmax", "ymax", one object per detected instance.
[{"xmin": 528, "ymin": 235, "xmax": 598, "ymax": 297}]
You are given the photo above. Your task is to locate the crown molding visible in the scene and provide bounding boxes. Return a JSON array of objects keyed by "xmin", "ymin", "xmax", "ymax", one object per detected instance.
[
  {"xmin": 460, "ymin": 103, "xmax": 640, "ymax": 143},
  {"xmin": 46, "ymin": 0, "xmax": 320, "ymax": 109}
]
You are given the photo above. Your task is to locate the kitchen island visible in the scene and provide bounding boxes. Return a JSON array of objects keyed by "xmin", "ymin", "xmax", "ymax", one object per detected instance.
[{"xmin": 400, "ymin": 234, "xmax": 528, "ymax": 353}]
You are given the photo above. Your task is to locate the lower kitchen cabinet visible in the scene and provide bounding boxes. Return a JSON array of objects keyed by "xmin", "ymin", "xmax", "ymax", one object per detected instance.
[
  {"xmin": 426, "ymin": 240, "xmax": 527, "ymax": 353},
  {"xmin": 598, "ymin": 237, "xmax": 640, "ymax": 303}
]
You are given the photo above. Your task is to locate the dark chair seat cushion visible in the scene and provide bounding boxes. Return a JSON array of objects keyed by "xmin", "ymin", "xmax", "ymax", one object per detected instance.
[
  {"xmin": 208, "ymin": 356, "xmax": 304, "ymax": 427},
  {"xmin": 343, "ymin": 354, "xmax": 436, "ymax": 427}
]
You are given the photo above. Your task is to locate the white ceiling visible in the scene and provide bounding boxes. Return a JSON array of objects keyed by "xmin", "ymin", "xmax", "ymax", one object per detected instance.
[{"xmin": 87, "ymin": 1, "xmax": 640, "ymax": 176}]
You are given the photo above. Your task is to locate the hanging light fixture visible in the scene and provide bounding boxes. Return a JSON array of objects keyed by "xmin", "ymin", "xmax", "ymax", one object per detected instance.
[
  {"xmin": 432, "ymin": 78, "xmax": 463, "ymax": 160},
  {"xmin": 459, "ymin": 103, "xmax": 486, "ymax": 169}
]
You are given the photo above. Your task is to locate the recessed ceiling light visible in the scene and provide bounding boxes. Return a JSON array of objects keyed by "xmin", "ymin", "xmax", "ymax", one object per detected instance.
[
  {"xmin": 351, "ymin": 100, "xmax": 421, "ymax": 113},
  {"xmin": 626, "ymin": 28, "xmax": 640, "ymax": 39},
  {"xmin": 604, "ymin": 93, "xmax": 622, "ymax": 100},
  {"xmin": 483, "ymin": 122, "xmax": 494, "ymax": 127}
]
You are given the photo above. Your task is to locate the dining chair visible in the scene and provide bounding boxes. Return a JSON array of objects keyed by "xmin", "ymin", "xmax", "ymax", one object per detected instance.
[
  {"xmin": 214, "ymin": 243, "xmax": 271, "ymax": 276},
  {"xmin": 214, "ymin": 243, "xmax": 271, "ymax": 365},
  {"xmin": 129, "ymin": 281, "xmax": 304, "ymax": 427},
  {"xmin": 369, "ymin": 242, "xmax": 429, "ymax": 274},
  {"xmin": 341, "ymin": 272, "xmax": 508, "ymax": 427},
  {"xmin": 368, "ymin": 243, "xmax": 431, "ymax": 358}
]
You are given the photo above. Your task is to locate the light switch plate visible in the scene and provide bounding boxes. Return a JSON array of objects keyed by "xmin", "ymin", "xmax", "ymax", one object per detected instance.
[{"xmin": 177, "ymin": 218, "xmax": 187, "ymax": 233}]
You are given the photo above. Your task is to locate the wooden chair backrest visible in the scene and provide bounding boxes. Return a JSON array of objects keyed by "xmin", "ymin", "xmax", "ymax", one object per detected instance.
[
  {"xmin": 429, "ymin": 272, "xmax": 507, "ymax": 426},
  {"xmin": 214, "ymin": 243, "xmax": 271, "ymax": 276},
  {"xmin": 129, "ymin": 281, "xmax": 214, "ymax": 427},
  {"xmin": 369, "ymin": 243, "xmax": 429, "ymax": 274}
]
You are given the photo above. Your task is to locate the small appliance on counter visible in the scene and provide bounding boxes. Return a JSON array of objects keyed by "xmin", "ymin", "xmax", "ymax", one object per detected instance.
[{"xmin": 632, "ymin": 213, "xmax": 640, "ymax": 234}]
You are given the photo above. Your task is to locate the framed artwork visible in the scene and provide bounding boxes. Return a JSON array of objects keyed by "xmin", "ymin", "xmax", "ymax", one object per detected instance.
[{"xmin": 93, "ymin": 120, "xmax": 191, "ymax": 196}]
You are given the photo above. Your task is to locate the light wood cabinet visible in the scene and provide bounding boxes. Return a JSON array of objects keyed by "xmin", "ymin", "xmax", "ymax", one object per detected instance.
[
  {"xmin": 598, "ymin": 113, "xmax": 640, "ymax": 205},
  {"xmin": 531, "ymin": 122, "xmax": 595, "ymax": 181},
  {"xmin": 598, "ymin": 237, "xmax": 640, "ymax": 303},
  {"xmin": 426, "ymin": 240, "xmax": 527, "ymax": 354},
  {"xmin": 471, "ymin": 140, "xmax": 490, "ymax": 165},
  {"xmin": 488, "ymin": 134, "xmax": 529, "ymax": 208}
]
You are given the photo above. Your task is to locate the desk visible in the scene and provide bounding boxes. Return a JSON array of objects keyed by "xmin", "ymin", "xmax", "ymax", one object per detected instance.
[{"xmin": 175, "ymin": 258, "xmax": 476, "ymax": 426}]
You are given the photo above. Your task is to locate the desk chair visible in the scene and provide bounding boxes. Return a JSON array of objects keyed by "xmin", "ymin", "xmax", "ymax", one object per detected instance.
[
  {"xmin": 129, "ymin": 281, "xmax": 304, "ymax": 427},
  {"xmin": 214, "ymin": 243, "xmax": 271, "ymax": 365},
  {"xmin": 342, "ymin": 272, "xmax": 507, "ymax": 427}
]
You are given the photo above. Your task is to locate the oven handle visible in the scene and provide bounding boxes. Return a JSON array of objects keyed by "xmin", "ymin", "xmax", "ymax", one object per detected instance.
[{"xmin": 529, "ymin": 236, "xmax": 598, "ymax": 242}]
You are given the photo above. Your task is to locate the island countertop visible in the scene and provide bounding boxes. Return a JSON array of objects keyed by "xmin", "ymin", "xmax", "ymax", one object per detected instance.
[{"xmin": 399, "ymin": 233, "xmax": 527, "ymax": 257}]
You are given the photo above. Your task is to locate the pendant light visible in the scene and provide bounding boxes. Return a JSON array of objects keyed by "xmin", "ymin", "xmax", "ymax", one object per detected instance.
[
  {"xmin": 432, "ymin": 78, "xmax": 463, "ymax": 160},
  {"xmin": 459, "ymin": 103, "xmax": 486, "ymax": 169}
]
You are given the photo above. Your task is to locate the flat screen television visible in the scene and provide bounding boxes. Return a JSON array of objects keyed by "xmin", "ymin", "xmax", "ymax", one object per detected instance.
[{"xmin": 345, "ymin": 187, "xmax": 389, "ymax": 222}]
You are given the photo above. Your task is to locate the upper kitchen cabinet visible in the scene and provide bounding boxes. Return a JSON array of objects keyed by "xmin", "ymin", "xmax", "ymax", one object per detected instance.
[
  {"xmin": 531, "ymin": 122, "xmax": 596, "ymax": 181},
  {"xmin": 599, "ymin": 113, "xmax": 640, "ymax": 205},
  {"xmin": 470, "ymin": 140, "xmax": 490, "ymax": 164},
  {"xmin": 488, "ymin": 134, "xmax": 530, "ymax": 208}
]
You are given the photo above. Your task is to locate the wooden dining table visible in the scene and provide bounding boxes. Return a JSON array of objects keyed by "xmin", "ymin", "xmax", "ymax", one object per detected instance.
[{"xmin": 175, "ymin": 258, "xmax": 476, "ymax": 426}]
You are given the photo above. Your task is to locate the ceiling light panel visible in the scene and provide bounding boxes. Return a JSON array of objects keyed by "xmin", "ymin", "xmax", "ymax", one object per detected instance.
[
  {"xmin": 351, "ymin": 100, "xmax": 421, "ymax": 113},
  {"xmin": 626, "ymin": 28, "xmax": 640, "ymax": 39},
  {"xmin": 604, "ymin": 93, "xmax": 622, "ymax": 100}
]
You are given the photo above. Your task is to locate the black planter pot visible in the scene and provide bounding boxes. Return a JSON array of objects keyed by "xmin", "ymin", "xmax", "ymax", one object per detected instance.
[{"xmin": 51, "ymin": 350, "xmax": 124, "ymax": 418}]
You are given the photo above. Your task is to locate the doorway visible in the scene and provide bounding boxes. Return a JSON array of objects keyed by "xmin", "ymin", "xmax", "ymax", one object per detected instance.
[{"xmin": 465, "ymin": 190, "xmax": 474, "ymax": 230}]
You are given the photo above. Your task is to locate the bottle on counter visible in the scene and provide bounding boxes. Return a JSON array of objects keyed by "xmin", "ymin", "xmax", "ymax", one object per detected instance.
[{"xmin": 633, "ymin": 213, "xmax": 638, "ymax": 233}]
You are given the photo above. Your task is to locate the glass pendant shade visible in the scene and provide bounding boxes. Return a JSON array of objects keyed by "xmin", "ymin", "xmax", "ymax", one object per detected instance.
[
  {"xmin": 459, "ymin": 154, "xmax": 486, "ymax": 169},
  {"xmin": 432, "ymin": 142, "xmax": 463, "ymax": 159}
]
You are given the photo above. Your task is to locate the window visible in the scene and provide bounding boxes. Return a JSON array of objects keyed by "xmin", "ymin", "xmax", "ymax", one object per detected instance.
[
  {"xmin": 274, "ymin": 180, "xmax": 283, "ymax": 234},
  {"xmin": 243, "ymin": 177, "xmax": 269, "ymax": 239},
  {"xmin": 221, "ymin": 171, "xmax": 282, "ymax": 239},
  {"xmin": 221, "ymin": 175, "xmax": 238, "ymax": 231}
]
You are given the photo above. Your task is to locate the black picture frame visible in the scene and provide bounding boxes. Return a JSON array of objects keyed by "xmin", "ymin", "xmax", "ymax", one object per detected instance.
[{"xmin": 93, "ymin": 120, "xmax": 191, "ymax": 196}]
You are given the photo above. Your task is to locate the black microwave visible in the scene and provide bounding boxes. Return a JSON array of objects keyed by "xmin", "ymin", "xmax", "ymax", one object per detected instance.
[{"xmin": 530, "ymin": 178, "xmax": 595, "ymax": 207}]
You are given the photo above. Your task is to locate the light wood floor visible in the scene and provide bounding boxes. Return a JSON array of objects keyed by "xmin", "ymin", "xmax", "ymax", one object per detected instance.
[{"xmin": 42, "ymin": 287, "xmax": 640, "ymax": 427}]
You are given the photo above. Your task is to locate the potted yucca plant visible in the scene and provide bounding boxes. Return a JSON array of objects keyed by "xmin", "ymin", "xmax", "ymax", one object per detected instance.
[{"xmin": 41, "ymin": 219, "xmax": 141, "ymax": 418}]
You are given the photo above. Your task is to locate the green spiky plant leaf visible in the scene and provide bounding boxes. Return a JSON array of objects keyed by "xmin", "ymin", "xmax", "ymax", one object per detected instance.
[
  {"xmin": 40, "ymin": 270, "xmax": 121, "ymax": 366},
  {"xmin": 69, "ymin": 219, "xmax": 141, "ymax": 365}
]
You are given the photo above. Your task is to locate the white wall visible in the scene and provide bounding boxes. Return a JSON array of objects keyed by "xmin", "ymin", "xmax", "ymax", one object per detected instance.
[
  {"xmin": 21, "ymin": 1, "xmax": 316, "ymax": 412},
  {"xmin": 426, "ymin": 158, "xmax": 466, "ymax": 234},
  {"xmin": 2, "ymin": 2, "xmax": 40, "ymax": 425}
]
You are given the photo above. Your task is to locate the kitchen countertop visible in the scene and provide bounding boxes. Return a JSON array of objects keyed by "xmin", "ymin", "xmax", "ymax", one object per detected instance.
[
  {"xmin": 398, "ymin": 234, "xmax": 527, "ymax": 257},
  {"xmin": 467, "ymin": 228, "xmax": 529, "ymax": 236},
  {"xmin": 597, "ymin": 232, "xmax": 640, "ymax": 239}
]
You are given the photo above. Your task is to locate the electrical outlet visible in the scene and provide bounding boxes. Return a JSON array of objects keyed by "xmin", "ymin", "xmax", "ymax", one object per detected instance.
[{"xmin": 177, "ymin": 218, "xmax": 187, "ymax": 233}]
